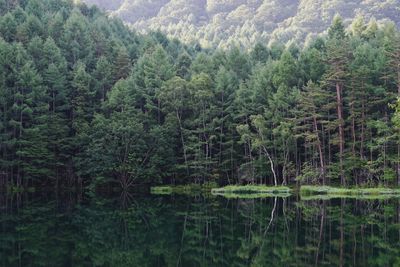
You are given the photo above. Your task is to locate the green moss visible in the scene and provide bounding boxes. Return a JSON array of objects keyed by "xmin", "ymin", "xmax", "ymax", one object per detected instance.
[
  {"xmin": 300, "ymin": 185, "xmax": 400, "ymax": 198},
  {"xmin": 211, "ymin": 185, "xmax": 292, "ymax": 195}
]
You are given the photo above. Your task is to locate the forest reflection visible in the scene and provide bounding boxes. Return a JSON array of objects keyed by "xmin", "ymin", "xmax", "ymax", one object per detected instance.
[{"xmin": 0, "ymin": 192, "xmax": 399, "ymax": 267}]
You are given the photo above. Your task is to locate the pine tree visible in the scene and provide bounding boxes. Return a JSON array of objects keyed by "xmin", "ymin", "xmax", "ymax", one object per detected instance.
[
  {"xmin": 324, "ymin": 14, "xmax": 350, "ymax": 186},
  {"xmin": 94, "ymin": 56, "xmax": 113, "ymax": 102},
  {"xmin": 272, "ymin": 50, "xmax": 302, "ymax": 89},
  {"xmin": 62, "ymin": 8, "xmax": 92, "ymax": 66},
  {"xmin": 295, "ymin": 81, "xmax": 331, "ymax": 184},
  {"xmin": 0, "ymin": 12, "xmax": 17, "ymax": 42},
  {"xmin": 113, "ymin": 46, "xmax": 131, "ymax": 81},
  {"xmin": 15, "ymin": 62, "xmax": 52, "ymax": 186},
  {"xmin": 0, "ymin": 39, "xmax": 12, "ymax": 184},
  {"xmin": 0, "ymin": 0, "xmax": 6, "ymax": 15},
  {"xmin": 214, "ymin": 66, "xmax": 238, "ymax": 182},
  {"xmin": 158, "ymin": 76, "xmax": 191, "ymax": 178},
  {"xmin": 300, "ymin": 47, "xmax": 326, "ymax": 82},
  {"xmin": 250, "ymin": 43, "xmax": 270, "ymax": 64},
  {"xmin": 176, "ymin": 51, "xmax": 192, "ymax": 79},
  {"xmin": 44, "ymin": 62, "xmax": 69, "ymax": 185},
  {"xmin": 71, "ymin": 61, "xmax": 92, "ymax": 134},
  {"xmin": 188, "ymin": 73, "xmax": 216, "ymax": 182},
  {"xmin": 383, "ymin": 26, "xmax": 400, "ymax": 184},
  {"xmin": 134, "ymin": 45, "xmax": 175, "ymax": 122}
]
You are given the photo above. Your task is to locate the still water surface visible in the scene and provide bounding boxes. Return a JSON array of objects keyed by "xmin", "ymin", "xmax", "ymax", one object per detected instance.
[{"xmin": 0, "ymin": 192, "xmax": 399, "ymax": 267}]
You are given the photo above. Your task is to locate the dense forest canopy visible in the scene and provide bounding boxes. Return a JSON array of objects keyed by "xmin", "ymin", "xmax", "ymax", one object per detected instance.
[
  {"xmin": 82, "ymin": 0, "xmax": 400, "ymax": 49},
  {"xmin": 0, "ymin": 0, "xmax": 400, "ymax": 191}
]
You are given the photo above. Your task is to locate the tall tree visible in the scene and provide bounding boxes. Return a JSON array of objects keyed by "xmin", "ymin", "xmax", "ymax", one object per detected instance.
[
  {"xmin": 15, "ymin": 62, "xmax": 52, "ymax": 187},
  {"xmin": 324, "ymin": 14, "xmax": 350, "ymax": 186}
]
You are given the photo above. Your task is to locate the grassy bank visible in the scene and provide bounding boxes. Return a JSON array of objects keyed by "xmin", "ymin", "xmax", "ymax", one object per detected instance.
[
  {"xmin": 211, "ymin": 185, "xmax": 292, "ymax": 195},
  {"xmin": 212, "ymin": 192, "xmax": 291, "ymax": 199},
  {"xmin": 301, "ymin": 194, "xmax": 400, "ymax": 200},
  {"xmin": 300, "ymin": 185, "xmax": 400, "ymax": 198},
  {"xmin": 152, "ymin": 184, "xmax": 400, "ymax": 199}
]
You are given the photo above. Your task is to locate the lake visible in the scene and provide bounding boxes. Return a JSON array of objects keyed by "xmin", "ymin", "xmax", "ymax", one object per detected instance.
[{"xmin": 0, "ymin": 192, "xmax": 399, "ymax": 266}]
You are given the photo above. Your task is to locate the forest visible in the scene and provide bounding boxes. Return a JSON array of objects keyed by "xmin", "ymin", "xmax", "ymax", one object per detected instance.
[
  {"xmin": 0, "ymin": 0, "xmax": 400, "ymax": 191},
  {"xmin": 83, "ymin": 0, "xmax": 400, "ymax": 49}
]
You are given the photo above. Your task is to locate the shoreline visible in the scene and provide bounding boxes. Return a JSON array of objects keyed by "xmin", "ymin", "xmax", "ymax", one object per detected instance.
[{"xmin": 151, "ymin": 184, "xmax": 400, "ymax": 199}]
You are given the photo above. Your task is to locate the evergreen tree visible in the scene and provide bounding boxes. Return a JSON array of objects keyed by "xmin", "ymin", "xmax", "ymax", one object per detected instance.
[
  {"xmin": 158, "ymin": 76, "xmax": 191, "ymax": 179},
  {"xmin": 250, "ymin": 42, "xmax": 270, "ymax": 63},
  {"xmin": 176, "ymin": 51, "xmax": 192, "ymax": 79},
  {"xmin": 0, "ymin": 12, "xmax": 17, "ymax": 42},
  {"xmin": 62, "ymin": 9, "xmax": 92, "ymax": 66},
  {"xmin": 324, "ymin": 14, "xmax": 350, "ymax": 185},
  {"xmin": 94, "ymin": 56, "xmax": 113, "ymax": 102},
  {"xmin": 70, "ymin": 61, "xmax": 92, "ymax": 171},
  {"xmin": 15, "ymin": 62, "xmax": 52, "ymax": 186},
  {"xmin": 295, "ymin": 81, "xmax": 331, "ymax": 184},
  {"xmin": 113, "ymin": 45, "xmax": 131, "ymax": 81}
]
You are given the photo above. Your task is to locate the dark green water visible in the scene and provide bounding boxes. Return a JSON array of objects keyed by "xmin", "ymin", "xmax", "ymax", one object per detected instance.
[{"xmin": 0, "ymin": 192, "xmax": 399, "ymax": 267}]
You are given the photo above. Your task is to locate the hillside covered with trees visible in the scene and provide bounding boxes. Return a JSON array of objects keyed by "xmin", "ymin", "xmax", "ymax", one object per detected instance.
[
  {"xmin": 0, "ymin": 0, "xmax": 400, "ymax": 191},
  {"xmin": 82, "ymin": 0, "xmax": 400, "ymax": 49}
]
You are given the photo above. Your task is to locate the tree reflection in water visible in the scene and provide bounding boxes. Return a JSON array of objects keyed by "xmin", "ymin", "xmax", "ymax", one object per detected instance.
[{"xmin": 0, "ymin": 193, "xmax": 399, "ymax": 267}]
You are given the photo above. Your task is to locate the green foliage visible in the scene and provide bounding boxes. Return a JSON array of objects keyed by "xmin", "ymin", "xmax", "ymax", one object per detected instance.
[
  {"xmin": 82, "ymin": 0, "xmax": 400, "ymax": 49},
  {"xmin": 1, "ymin": 0, "xmax": 400, "ymax": 191}
]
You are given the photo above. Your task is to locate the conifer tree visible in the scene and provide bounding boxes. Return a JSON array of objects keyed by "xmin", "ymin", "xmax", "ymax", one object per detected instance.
[
  {"xmin": 113, "ymin": 46, "xmax": 131, "ymax": 81},
  {"xmin": 0, "ymin": 12, "xmax": 17, "ymax": 42},
  {"xmin": 15, "ymin": 62, "xmax": 52, "ymax": 186},
  {"xmin": 324, "ymin": 14, "xmax": 350, "ymax": 185}
]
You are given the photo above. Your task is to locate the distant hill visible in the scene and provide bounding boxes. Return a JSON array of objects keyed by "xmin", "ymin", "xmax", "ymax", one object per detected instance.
[{"xmin": 83, "ymin": 0, "xmax": 400, "ymax": 49}]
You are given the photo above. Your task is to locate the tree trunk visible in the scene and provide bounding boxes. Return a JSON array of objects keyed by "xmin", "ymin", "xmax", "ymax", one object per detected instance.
[
  {"xmin": 397, "ymin": 70, "xmax": 400, "ymax": 185},
  {"xmin": 262, "ymin": 146, "xmax": 277, "ymax": 186},
  {"xmin": 219, "ymin": 92, "xmax": 224, "ymax": 166},
  {"xmin": 350, "ymin": 83, "xmax": 356, "ymax": 157},
  {"xmin": 336, "ymin": 82, "xmax": 345, "ymax": 186},
  {"xmin": 176, "ymin": 110, "xmax": 189, "ymax": 175},
  {"xmin": 313, "ymin": 114, "xmax": 325, "ymax": 184},
  {"xmin": 397, "ymin": 144, "xmax": 400, "ymax": 186}
]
